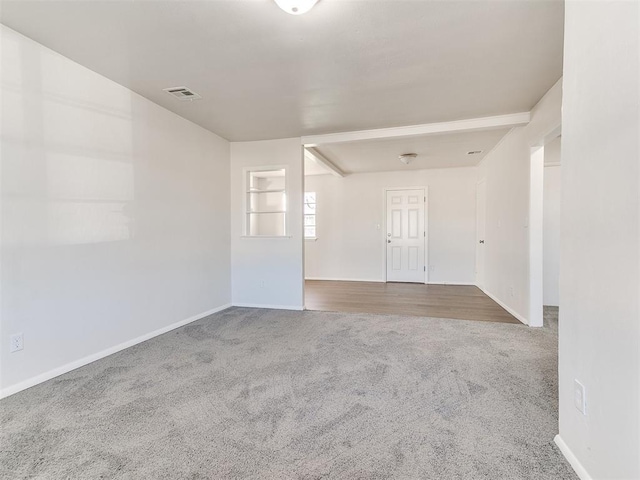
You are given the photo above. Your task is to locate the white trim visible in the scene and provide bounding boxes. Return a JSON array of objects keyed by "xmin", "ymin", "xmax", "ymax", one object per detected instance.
[
  {"xmin": 232, "ymin": 303, "xmax": 304, "ymax": 311},
  {"xmin": 0, "ymin": 304, "xmax": 232, "ymax": 399},
  {"xmin": 240, "ymin": 235, "xmax": 293, "ymax": 239},
  {"xmin": 305, "ymin": 277, "xmax": 385, "ymax": 283},
  {"xmin": 479, "ymin": 287, "xmax": 529, "ymax": 325},
  {"xmin": 554, "ymin": 435, "xmax": 593, "ymax": 480},
  {"xmin": 304, "ymin": 278, "xmax": 472, "ymax": 285},
  {"xmin": 302, "ymin": 112, "xmax": 530, "ymax": 146},
  {"xmin": 304, "ymin": 147, "xmax": 345, "ymax": 177},
  {"xmin": 242, "ymin": 165, "xmax": 289, "ymax": 237},
  {"xmin": 529, "ymin": 146, "xmax": 545, "ymax": 327},
  {"xmin": 545, "ymin": 162, "xmax": 562, "ymax": 167}
]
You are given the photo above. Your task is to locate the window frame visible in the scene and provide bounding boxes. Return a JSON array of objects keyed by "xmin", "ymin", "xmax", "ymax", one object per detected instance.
[{"xmin": 304, "ymin": 191, "xmax": 317, "ymax": 240}]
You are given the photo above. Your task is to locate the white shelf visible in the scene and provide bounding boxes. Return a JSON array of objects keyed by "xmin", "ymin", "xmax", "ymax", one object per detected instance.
[
  {"xmin": 247, "ymin": 189, "xmax": 286, "ymax": 194},
  {"xmin": 240, "ymin": 235, "xmax": 292, "ymax": 239},
  {"xmin": 246, "ymin": 211, "xmax": 286, "ymax": 214}
]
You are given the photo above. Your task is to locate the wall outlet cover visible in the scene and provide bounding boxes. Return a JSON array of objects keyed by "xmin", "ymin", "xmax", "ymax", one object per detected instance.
[
  {"xmin": 574, "ymin": 379, "xmax": 586, "ymax": 415},
  {"xmin": 10, "ymin": 333, "xmax": 24, "ymax": 353}
]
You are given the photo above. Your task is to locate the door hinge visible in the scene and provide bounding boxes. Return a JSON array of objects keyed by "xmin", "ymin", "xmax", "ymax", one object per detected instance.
[
  {"xmin": 424, "ymin": 231, "xmax": 426, "ymax": 237},
  {"xmin": 424, "ymin": 196, "xmax": 426, "ymax": 202},
  {"xmin": 424, "ymin": 266, "xmax": 426, "ymax": 271}
]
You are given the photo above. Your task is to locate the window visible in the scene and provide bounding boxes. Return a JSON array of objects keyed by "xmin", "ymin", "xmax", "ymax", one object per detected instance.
[
  {"xmin": 244, "ymin": 168, "xmax": 287, "ymax": 237},
  {"xmin": 304, "ymin": 192, "xmax": 316, "ymax": 239}
]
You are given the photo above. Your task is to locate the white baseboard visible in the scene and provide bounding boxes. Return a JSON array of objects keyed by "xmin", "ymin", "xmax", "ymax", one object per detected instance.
[
  {"xmin": 232, "ymin": 303, "xmax": 304, "ymax": 311},
  {"xmin": 479, "ymin": 287, "xmax": 529, "ymax": 325},
  {"xmin": 0, "ymin": 303, "xmax": 232, "ymax": 399},
  {"xmin": 305, "ymin": 277, "xmax": 384, "ymax": 283},
  {"xmin": 554, "ymin": 435, "xmax": 593, "ymax": 480},
  {"xmin": 305, "ymin": 278, "xmax": 473, "ymax": 286}
]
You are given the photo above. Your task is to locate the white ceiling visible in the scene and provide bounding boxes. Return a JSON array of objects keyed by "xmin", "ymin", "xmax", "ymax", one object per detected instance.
[
  {"xmin": 0, "ymin": 0, "xmax": 564, "ymax": 142},
  {"xmin": 314, "ymin": 128, "xmax": 511, "ymax": 174}
]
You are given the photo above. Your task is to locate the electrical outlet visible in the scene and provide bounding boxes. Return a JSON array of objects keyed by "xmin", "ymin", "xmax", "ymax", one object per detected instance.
[
  {"xmin": 259, "ymin": 280, "xmax": 266, "ymax": 288},
  {"xmin": 10, "ymin": 333, "xmax": 24, "ymax": 353},
  {"xmin": 429, "ymin": 265, "xmax": 435, "ymax": 272},
  {"xmin": 574, "ymin": 379, "xmax": 586, "ymax": 415},
  {"xmin": 508, "ymin": 286, "xmax": 515, "ymax": 298}
]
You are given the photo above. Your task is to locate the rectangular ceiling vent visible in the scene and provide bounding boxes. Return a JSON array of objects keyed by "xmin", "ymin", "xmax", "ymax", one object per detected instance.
[
  {"xmin": 163, "ymin": 86, "xmax": 201, "ymax": 101},
  {"xmin": 467, "ymin": 150, "xmax": 483, "ymax": 155}
]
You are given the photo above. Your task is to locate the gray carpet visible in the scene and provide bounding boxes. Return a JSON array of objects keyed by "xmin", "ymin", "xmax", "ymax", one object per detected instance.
[{"xmin": 1, "ymin": 307, "xmax": 576, "ymax": 479}]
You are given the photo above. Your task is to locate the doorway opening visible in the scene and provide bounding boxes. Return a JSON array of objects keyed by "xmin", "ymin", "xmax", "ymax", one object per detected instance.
[
  {"xmin": 529, "ymin": 133, "xmax": 562, "ymax": 328},
  {"xmin": 299, "ymin": 122, "xmax": 526, "ymax": 324},
  {"xmin": 542, "ymin": 136, "xmax": 562, "ymax": 327}
]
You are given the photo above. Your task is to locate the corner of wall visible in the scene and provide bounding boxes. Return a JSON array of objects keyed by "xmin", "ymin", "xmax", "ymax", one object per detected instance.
[
  {"xmin": 554, "ymin": 435, "xmax": 594, "ymax": 480},
  {"xmin": 229, "ymin": 138, "xmax": 305, "ymax": 309}
]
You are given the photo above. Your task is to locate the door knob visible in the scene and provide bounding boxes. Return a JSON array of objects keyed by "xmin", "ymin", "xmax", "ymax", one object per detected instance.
[
  {"xmin": 387, "ymin": 240, "xmax": 391, "ymax": 243},
  {"xmin": 479, "ymin": 240, "xmax": 485, "ymax": 244}
]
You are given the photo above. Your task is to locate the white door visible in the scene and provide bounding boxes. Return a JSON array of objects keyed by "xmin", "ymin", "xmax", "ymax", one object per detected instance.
[
  {"xmin": 475, "ymin": 180, "xmax": 486, "ymax": 289},
  {"xmin": 386, "ymin": 189, "xmax": 425, "ymax": 283}
]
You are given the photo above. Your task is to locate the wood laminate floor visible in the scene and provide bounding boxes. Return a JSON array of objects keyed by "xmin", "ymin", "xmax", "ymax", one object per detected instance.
[{"xmin": 305, "ymin": 280, "xmax": 520, "ymax": 324}]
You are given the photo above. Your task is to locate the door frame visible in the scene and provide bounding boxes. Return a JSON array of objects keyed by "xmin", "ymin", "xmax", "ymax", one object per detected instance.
[
  {"xmin": 529, "ymin": 145, "xmax": 545, "ymax": 327},
  {"xmin": 383, "ymin": 186, "xmax": 428, "ymax": 284}
]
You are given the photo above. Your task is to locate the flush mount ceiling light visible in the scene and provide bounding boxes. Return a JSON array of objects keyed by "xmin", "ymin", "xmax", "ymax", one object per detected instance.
[
  {"xmin": 399, "ymin": 153, "xmax": 417, "ymax": 165},
  {"xmin": 274, "ymin": 0, "xmax": 319, "ymax": 15}
]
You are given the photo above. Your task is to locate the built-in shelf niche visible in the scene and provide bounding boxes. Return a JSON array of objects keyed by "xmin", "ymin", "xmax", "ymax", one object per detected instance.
[{"xmin": 244, "ymin": 167, "xmax": 287, "ymax": 237}]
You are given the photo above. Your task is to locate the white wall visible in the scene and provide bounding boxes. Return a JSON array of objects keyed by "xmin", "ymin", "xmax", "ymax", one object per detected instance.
[
  {"xmin": 543, "ymin": 137, "xmax": 561, "ymax": 307},
  {"xmin": 0, "ymin": 26, "xmax": 231, "ymax": 396},
  {"xmin": 304, "ymin": 167, "xmax": 478, "ymax": 284},
  {"xmin": 544, "ymin": 135, "xmax": 562, "ymax": 166},
  {"xmin": 476, "ymin": 128, "xmax": 531, "ymax": 321},
  {"xmin": 477, "ymin": 79, "xmax": 562, "ymax": 324},
  {"xmin": 230, "ymin": 138, "xmax": 304, "ymax": 309},
  {"xmin": 557, "ymin": 2, "xmax": 639, "ymax": 479}
]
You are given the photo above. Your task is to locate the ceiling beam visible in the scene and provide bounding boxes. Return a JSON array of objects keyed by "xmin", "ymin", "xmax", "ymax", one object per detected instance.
[
  {"xmin": 301, "ymin": 112, "xmax": 531, "ymax": 146},
  {"xmin": 304, "ymin": 147, "xmax": 345, "ymax": 177}
]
